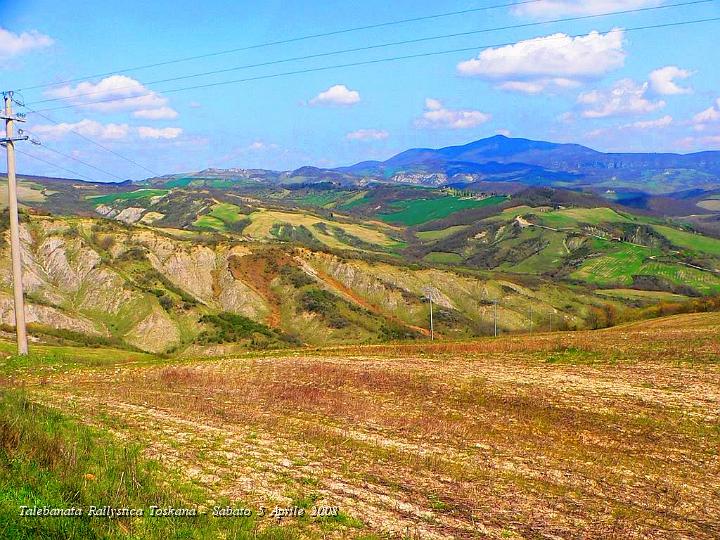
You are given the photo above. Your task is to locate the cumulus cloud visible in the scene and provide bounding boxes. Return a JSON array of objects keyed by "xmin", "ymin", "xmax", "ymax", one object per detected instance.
[
  {"xmin": 32, "ymin": 119, "xmax": 130, "ymax": 140},
  {"xmin": 415, "ymin": 98, "xmax": 491, "ymax": 129},
  {"xmin": 309, "ymin": 84, "xmax": 360, "ymax": 106},
  {"xmin": 514, "ymin": 0, "xmax": 662, "ymax": 18},
  {"xmin": 45, "ymin": 76, "xmax": 178, "ymax": 118},
  {"xmin": 457, "ymin": 29, "xmax": 625, "ymax": 93},
  {"xmin": 577, "ymin": 79, "xmax": 665, "ymax": 118},
  {"xmin": 624, "ymin": 115, "xmax": 673, "ymax": 129},
  {"xmin": 649, "ymin": 66, "xmax": 693, "ymax": 95},
  {"xmin": 583, "ymin": 115, "xmax": 672, "ymax": 140},
  {"xmin": 132, "ymin": 106, "xmax": 179, "ymax": 120},
  {"xmin": 33, "ymin": 120, "xmax": 184, "ymax": 141},
  {"xmin": 692, "ymin": 98, "xmax": 720, "ymax": 126},
  {"xmin": 0, "ymin": 28, "xmax": 53, "ymax": 65},
  {"xmin": 345, "ymin": 129, "xmax": 389, "ymax": 141},
  {"xmin": 137, "ymin": 127, "xmax": 183, "ymax": 139}
]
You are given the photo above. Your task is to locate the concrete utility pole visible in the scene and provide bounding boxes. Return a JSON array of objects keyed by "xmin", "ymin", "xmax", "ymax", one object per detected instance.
[
  {"xmin": 429, "ymin": 295, "xmax": 434, "ymax": 341},
  {"xmin": 423, "ymin": 287, "xmax": 434, "ymax": 341},
  {"xmin": 2, "ymin": 92, "xmax": 29, "ymax": 355},
  {"xmin": 528, "ymin": 306, "xmax": 533, "ymax": 333},
  {"xmin": 494, "ymin": 300, "xmax": 498, "ymax": 337}
]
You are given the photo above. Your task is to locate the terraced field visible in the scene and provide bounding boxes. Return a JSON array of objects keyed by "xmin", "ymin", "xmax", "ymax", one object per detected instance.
[
  {"xmin": 4, "ymin": 311, "xmax": 719, "ymax": 539},
  {"xmin": 571, "ymin": 243, "xmax": 657, "ymax": 285}
]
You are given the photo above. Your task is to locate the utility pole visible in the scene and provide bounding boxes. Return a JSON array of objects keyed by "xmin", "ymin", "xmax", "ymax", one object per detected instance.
[
  {"xmin": 528, "ymin": 306, "xmax": 533, "ymax": 333},
  {"xmin": 2, "ymin": 92, "xmax": 29, "ymax": 355},
  {"xmin": 423, "ymin": 286, "xmax": 434, "ymax": 341},
  {"xmin": 429, "ymin": 295, "xmax": 434, "ymax": 341},
  {"xmin": 493, "ymin": 300, "xmax": 498, "ymax": 337}
]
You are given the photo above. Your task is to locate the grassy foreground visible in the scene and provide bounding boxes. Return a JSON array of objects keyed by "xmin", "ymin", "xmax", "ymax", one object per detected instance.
[
  {"xmin": 0, "ymin": 390, "xmax": 307, "ymax": 539},
  {"xmin": 1, "ymin": 313, "xmax": 719, "ymax": 538}
]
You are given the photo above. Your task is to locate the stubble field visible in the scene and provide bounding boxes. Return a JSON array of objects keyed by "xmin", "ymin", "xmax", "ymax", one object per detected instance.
[{"xmin": 2, "ymin": 312, "xmax": 720, "ymax": 539}]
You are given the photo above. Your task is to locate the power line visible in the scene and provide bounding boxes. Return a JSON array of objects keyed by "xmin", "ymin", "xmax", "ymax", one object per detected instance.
[
  {"xmin": 28, "ymin": 139, "xmax": 126, "ymax": 181},
  {"xmin": 11, "ymin": 147, "xmax": 96, "ymax": 182},
  {"xmin": 11, "ymin": 0, "xmax": 551, "ymax": 93},
  {"xmin": 20, "ymin": 104, "xmax": 160, "ymax": 177},
  {"xmin": 24, "ymin": 16, "xmax": 720, "ymax": 114},
  {"xmin": 22, "ymin": 0, "xmax": 714, "ymax": 106}
]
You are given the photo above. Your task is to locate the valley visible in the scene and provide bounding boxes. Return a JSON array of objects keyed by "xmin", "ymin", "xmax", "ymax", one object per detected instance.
[
  {"xmin": 2, "ymin": 136, "xmax": 720, "ymax": 539},
  {"xmin": 5, "ymin": 136, "xmax": 720, "ymax": 355}
]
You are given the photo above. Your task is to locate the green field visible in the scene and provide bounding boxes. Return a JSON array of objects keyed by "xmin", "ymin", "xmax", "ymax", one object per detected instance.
[
  {"xmin": 422, "ymin": 251, "xmax": 463, "ymax": 264},
  {"xmin": 89, "ymin": 189, "xmax": 170, "ymax": 205},
  {"xmin": 293, "ymin": 191, "xmax": 350, "ymax": 208},
  {"xmin": 571, "ymin": 242, "xmax": 655, "ymax": 285},
  {"xmin": 639, "ymin": 262, "xmax": 720, "ymax": 294},
  {"xmin": 570, "ymin": 240, "xmax": 720, "ymax": 294},
  {"xmin": 538, "ymin": 207, "xmax": 632, "ymax": 229},
  {"xmin": 378, "ymin": 195, "xmax": 507, "ymax": 226},
  {"xmin": 653, "ymin": 225, "xmax": 720, "ymax": 256},
  {"xmin": 504, "ymin": 230, "xmax": 569, "ymax": 274},
  {"xmin": 193, "ymin": 203, "xmax": 246, "ymax": 231},
  {"xmin": 416, "ymin": 225, "xmax": 470, "ymax": 242},
  {"xmin": 595, "ymin": 289, "xmax": 690, "ymax": 302},
  {"xmin": 337, "ymin": 191, "xmax": 371, "ymax": 210}
]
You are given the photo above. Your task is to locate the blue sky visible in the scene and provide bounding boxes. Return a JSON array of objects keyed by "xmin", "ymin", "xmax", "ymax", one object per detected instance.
[{"xmin": 1, "ymin": 0, "xmax": 719, "ymax": 181}]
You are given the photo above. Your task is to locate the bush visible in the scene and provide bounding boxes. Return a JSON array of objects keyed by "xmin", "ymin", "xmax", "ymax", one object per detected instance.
[
  {"xmin": 299, "ymin": 289, "xmax": 349, "ymax": 328},
  {"xmin": 280, "ymin": 265, "xmax": 315, "ymax": 288},
  {"xmin": 195, "ymin": 312, "xmax": 272, "ymax": 344}
]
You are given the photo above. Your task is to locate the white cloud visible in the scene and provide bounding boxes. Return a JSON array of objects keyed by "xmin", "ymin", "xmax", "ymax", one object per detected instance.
[
  {"xmin": 676, "ymin": 134, "xmax": 720, "ymax": 149},
  {"xmin": 577, "ymin": 79, "xmax": 665, "ymax": 118},
  {"xmin": 46, "ymin": 76, "xmax": 177, "ymax": 118},
  {"xmin": 309, "ymin": 84, "xmax": 360, "ymax": 106},
  {"xmin": 0, "ymin": 28, "xmax": 53, "ymax": 65},
  {"xmin": 649, "ymin": 66, "xmax": 693, "ymax": 95},
  {"xmin": 32, "ymin": 119, "xmax": 130, "ymax": 140},
  {"xmin": 692, "ymin": 98, "xmax": 720, "ymax": 125},
  {"xmin": 132, "ymin": 106, "xmax": 179, "ymax": 120},
  {"xmin": 624, "ymin": 115, "xmax": 673, "ymax": 129},
  {"xmin": 582, "ymin": 115, "xmax": 672, "ymax": 139},
  {"xmin": 514, "ymin": 0, "xmax": 662, "ymax": 18},
  {"xmin": 245, "ymin": 141, "xmax": 278, "ymax": 151},
  {"xmin": 137, "ymin": 127, "xmax": 183, "ymax": 139},
  {"xmin": 496, "ymin": 129, "xmax": 512, "ymax": 137},
  {"xmin": 345, "ymin": 129, "xmax": 389, "ymax": 141},
  {"xmin": 457, "ymin": 29, "xmax": 625, "ymax": 93},
  {"xmin": 415, "ymin": 98, "xmax": 491, "ymax": 129}
]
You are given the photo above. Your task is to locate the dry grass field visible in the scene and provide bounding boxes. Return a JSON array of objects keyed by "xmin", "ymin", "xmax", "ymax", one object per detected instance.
[{"xmin": 5, "ymin": 312, "xmax": 720, "ymax": 539}]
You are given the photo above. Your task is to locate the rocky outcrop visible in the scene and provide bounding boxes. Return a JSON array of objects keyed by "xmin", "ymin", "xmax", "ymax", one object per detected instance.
[
  {"xmin": 124, "ymin": 306, "xmax": 180, "ymax": 353},
  {"xmin": 0, "ymin": 294, "xmax": 103, "ymax": 335}
]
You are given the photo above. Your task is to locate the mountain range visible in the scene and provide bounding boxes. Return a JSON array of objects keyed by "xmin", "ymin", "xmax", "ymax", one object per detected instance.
[{"xmin": 145, "ymin": 135, "xmax": 720, "ymax": 197}]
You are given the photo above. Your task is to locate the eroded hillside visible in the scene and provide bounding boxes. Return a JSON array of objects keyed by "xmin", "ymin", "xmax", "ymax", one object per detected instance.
[{"xmin": 0, "ymin": 216, "xmax": 630, "ymax": 353}]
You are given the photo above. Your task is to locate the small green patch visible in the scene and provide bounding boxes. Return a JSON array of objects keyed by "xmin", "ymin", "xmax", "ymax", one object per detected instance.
[
  {"xmin": 88, "ymin": 189, "xmax": 169, "ymax": 205},
  {"xmin": 423, "ymin": 252, "xmax": 463, "ymax": 265},
  {"xmin": 378, "ymin": 195, "xmax": 507, "ymax": 226},
  {"xmin": 542, "ymin": 347, "xmax": 607, "ymax": 365}
]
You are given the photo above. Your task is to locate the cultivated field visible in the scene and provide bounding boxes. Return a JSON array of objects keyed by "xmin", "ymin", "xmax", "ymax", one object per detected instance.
[{"xmin": 2, "ymin": 312, "xmax": 720, "ymax": 539}]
